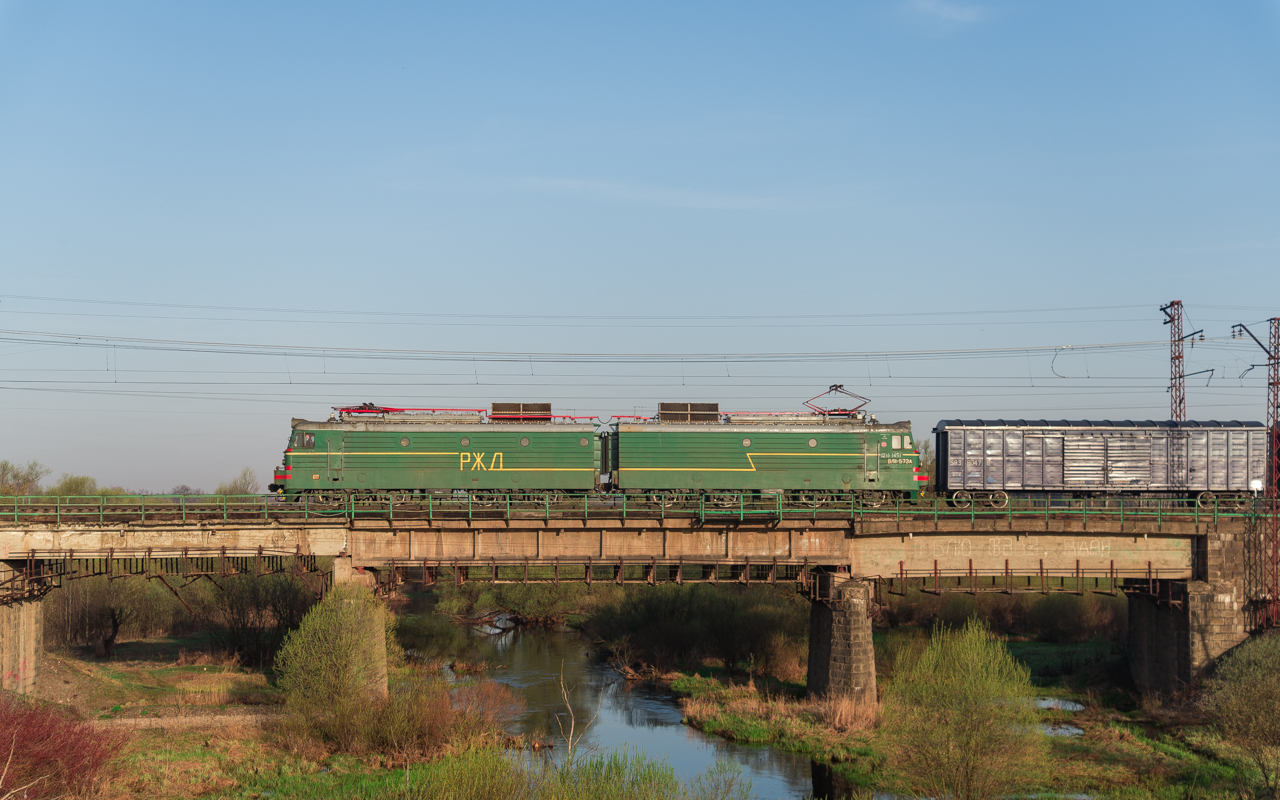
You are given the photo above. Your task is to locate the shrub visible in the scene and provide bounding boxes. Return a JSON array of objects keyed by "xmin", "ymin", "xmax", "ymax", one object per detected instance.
[
  {"xmin": 0, "ymin": 692, "xmax": 127, "ymax": 799},
  {"xmin": 394, "ymin": 746, "xmax": 752, "ymax": 800},
  {"xmin": 43, "ymin": 574, "xmax": 211, "ymax": 652},
  {"xmin": 207, "ymin": 573, "xmax": 317, "ymax": 668},
  {"xmin": 585, "ymin": 584, "xmax": 808, "ymax": 679},
  {"xmin": 879, "ymin": 618, "xmax": 1047, "ymax": 800},
  {"xmin": 276, "ymin": 584, "xmax": 389, "ymax": 706},
  {"xmin": 1205, "ymin": 631, "xmax": 1280, "ymax": 800}
]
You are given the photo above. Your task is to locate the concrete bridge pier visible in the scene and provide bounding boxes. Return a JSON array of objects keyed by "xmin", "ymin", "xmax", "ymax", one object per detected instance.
[
  {"xmin": 0, "ymin": 565, "xmax": 42, "ymax": 693},
  {"xmin": 805, "ymin": 573, "xmax": 877, "ymax": 703},
  {"xmin": 1127, "ymin": 527, "xmax": 1250, "ymax": 696}
]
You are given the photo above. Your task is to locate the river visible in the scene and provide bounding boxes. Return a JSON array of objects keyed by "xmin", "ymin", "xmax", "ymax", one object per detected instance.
[{"xmin": 420, "ymin": 624, "xmax": 846, "ymax": 799}]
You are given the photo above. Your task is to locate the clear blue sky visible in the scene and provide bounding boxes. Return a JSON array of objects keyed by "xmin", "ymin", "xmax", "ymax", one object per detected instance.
[{"xmin": 0, "ymin": 1, "xmax": 1277, "ymax": 491}]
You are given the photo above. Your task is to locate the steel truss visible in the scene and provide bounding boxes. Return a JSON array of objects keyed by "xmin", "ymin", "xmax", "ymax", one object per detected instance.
[{"xmin": 0, "ymin": 546, "xmax": 330, "ymax": 606}]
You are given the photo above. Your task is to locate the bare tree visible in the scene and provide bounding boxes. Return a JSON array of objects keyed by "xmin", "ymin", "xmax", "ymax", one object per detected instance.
[
  {"xmin": 0, "ymin": 460, "xmax": 48, "ymax": 496},
  {"xmin": 554, "ymin": 662, "xmax": 599, "ymax": 770},
  {"xmin": 216, "ymin": 467, "xmax": 261, "ymax": 496}
]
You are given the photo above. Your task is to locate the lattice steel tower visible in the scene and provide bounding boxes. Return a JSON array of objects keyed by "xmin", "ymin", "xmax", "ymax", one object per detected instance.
[
  {"xmin": 1161, "ymin": 301, "xmax": 1186, "ymax": 422},
  {"xmin": 1233, "ymin": 317, "xmax": 1280, "ymax": 629}
]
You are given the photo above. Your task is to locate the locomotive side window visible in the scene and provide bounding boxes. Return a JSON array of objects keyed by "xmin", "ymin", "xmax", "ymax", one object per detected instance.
[
  {"xmin": 892, "ymin": 436, "xmax": 901, "ymax": 449},
  {"xmin": 302, "ymin": 433, "xmax": 315, "ymax": 449},
  {"xmin": 904, "ymin": 436, "xmax": 912, "ymax": 448}
]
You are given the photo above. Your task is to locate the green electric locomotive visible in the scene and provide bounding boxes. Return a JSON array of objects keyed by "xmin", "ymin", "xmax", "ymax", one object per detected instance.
[{"xmin": 269, "ymin": 391, "xmax": 926, "ymax": 502}]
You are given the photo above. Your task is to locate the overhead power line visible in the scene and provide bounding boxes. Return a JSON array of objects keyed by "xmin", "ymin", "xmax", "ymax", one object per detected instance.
[{"xmin": 0, "ymin": 327, "xmax": 1181, "ymax": 364}]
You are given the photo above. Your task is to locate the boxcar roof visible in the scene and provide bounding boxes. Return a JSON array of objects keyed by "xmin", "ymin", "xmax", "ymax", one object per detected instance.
[
  {"xmin": 934, "ymin": 419, "xmax": 1265, "ymax": 432},
  {"xmin": 619, "ymin": 421, "xmax": 912, "ymax": 434}
]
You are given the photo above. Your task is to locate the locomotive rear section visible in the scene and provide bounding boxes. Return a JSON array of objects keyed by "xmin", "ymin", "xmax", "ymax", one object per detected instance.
[
  {"xmin": 934, "ymin": 419, "xmax": 1268, "ymax": 509},
  {"xmin": 610, "ymin": 401, "xmax": 925, "ymax": 505}
]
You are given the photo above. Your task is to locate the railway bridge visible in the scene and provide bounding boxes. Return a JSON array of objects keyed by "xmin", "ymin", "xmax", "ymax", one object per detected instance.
[{"xmin": 0, "ymin": 494, "xmax": 1266, "ymax": 701}]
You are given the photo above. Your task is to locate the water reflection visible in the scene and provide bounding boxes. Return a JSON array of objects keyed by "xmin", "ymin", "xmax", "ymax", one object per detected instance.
[{"xmin": 442, "ymin": 625, "xmax": 821, "ymax": 799}]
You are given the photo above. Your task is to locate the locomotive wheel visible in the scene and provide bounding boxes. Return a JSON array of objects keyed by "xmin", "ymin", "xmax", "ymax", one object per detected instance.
[
  {"xmin": 708, "ymin": 492, "xmax": 739, "ymax": 508},
  {"xmin": 862, "ymin": 491, "xmax": 887, "ymax": 508},
  {"xmin": 648, "ymin": 493, "xmax": 672, "ymax": 509},
  {"xmin": 951, "ymin": 490, "xmax": 972, "ymax": 509},
  {"xmin": 1197, "ymin": 492, "xmax": 1216, "ymax": 510}
]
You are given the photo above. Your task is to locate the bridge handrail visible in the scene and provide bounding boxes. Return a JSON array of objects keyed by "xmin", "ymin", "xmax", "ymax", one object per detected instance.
[{"xmin": 0, "ymin": 492, "xmax": 1263, "ymax": 525}]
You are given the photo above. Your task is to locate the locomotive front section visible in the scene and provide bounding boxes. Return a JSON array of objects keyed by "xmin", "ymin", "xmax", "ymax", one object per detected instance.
[{"xmin": 269, "ymin": 404, "xmax": 597, "ymax": 499}]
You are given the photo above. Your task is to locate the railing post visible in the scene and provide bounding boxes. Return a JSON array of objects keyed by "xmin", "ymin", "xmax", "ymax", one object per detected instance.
[
  {"xmin": 181, "ymin": 495, "xmax": 186, "ymax": 523},
  {"xmin": 56, "ymin": 496, "xmax": 60, "ymax": 525},
  {"xmin": 739, "ymin": 492, "xmax": 744, "ymax": 522},
  {"xmin": 428, "ymin": 493, "xmax": 433, "ymax": 521},
  {"xmin": 1120, "ymin": 497, "xmax": 1124, "ymax": 526},
  {"xmin": 140, "ymin": 495, "xmax": 146, "ymax": 522},
  {"xmin": 99, "ymin": 496, "xmax": 104, "ymax": 525}
]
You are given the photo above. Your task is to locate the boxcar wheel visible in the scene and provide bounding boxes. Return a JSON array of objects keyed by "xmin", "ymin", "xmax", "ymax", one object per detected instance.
[
  {"xmin": 951, "ymin": 490, "xmax": 972, "ymax": 509},
  {"xmin": 1197, "ymin": 491, "xmax": 1216, "ymax": 510}
]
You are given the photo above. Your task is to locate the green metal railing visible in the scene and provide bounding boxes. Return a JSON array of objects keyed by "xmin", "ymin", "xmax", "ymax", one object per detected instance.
[{"xmin": 0, "ymin": 492, "xmax": 1264, "ymax": 526}]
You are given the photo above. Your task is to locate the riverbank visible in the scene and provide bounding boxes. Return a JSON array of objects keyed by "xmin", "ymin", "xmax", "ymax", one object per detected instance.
[
  {"xmin": 18, "ymin": 587, "xmax": 1275, "ymax": 800},
  {"xmin": 666, "ymin": 631, "xmax": 1264, "ymax": 799}
]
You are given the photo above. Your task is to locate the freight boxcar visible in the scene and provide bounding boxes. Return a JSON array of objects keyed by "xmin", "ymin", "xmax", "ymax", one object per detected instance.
[
  {"xmin": 934, "ymin": 419, "xmax": 1268, "ymax": 509},
  {"xmin": 611, "ymin": 402, "xmax": 925, "ymax": 503},
  {"xmin": 271, "ymin": 404, "xmax": 599, "ymax": 498}
]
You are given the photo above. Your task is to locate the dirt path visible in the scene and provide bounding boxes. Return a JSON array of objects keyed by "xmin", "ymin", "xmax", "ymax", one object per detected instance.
[{"xmin": 94, "ymin": 708, "xmax": 278, "ymax": 730}]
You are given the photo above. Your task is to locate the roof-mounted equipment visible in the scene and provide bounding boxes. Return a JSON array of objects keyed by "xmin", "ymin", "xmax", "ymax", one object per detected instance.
[
  {"xmin": 658, "ymin": 402, "xmax": 720, "ymax": 423},
  {"xmin": 804, "ymin": 385, "xmax": 870, "ymax": 418}
]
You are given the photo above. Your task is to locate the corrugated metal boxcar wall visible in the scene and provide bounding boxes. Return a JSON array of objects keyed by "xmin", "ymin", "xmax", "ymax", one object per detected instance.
[{"xmin": 935, "ymin": 421, "xmax": 1266, "ymax": 494}]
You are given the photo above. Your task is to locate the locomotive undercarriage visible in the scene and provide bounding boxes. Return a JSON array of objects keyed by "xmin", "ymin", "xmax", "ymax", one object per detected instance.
[
  {"xmin": 283, "ymin": 487, "xmax": 911, "ymax": 508},
  {"xmin": 945, "ymin": 489, "xmax": 1257, "ymax": 511}
]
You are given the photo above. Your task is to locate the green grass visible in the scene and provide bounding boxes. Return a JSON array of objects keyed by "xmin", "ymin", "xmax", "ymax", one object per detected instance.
[{"xmin": 673, "ymin": 674, "xmax": 882, "ymax": 785}]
